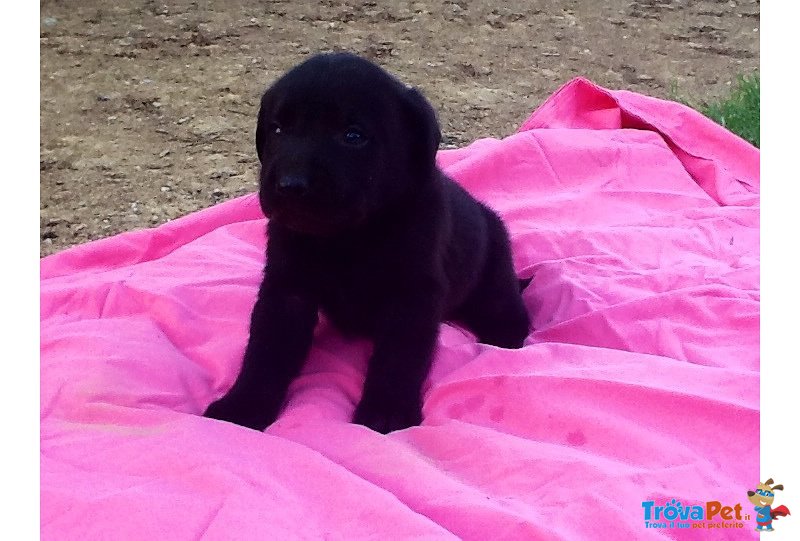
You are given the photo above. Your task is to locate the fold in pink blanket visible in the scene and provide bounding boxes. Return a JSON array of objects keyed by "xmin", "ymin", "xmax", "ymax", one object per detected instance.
[{"xmin": 41, "ymin": 78, "xmax": 759, "ymax": 540}]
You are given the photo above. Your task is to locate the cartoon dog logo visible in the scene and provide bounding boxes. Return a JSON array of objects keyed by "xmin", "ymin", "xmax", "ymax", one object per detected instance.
[{"xmin": 747, "ymin": 478, "xmax": 791, "ymax": 532}]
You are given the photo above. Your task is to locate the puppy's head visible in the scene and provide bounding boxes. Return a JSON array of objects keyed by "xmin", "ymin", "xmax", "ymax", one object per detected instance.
[{"xmin": 255, "ymin": 52, "xmax": 441, "ymax": 235}]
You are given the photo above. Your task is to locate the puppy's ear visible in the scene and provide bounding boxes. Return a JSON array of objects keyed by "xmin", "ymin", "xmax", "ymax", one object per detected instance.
[
  {"xmin": 255, "ymin": 110, "xmax": 266, "ymax": 164},
  {"xmin": 255, "ymin": 92, "xmax": 271, "ymax": 164},
  {"xmin": 402, "ymin": 87, "xmax": 441, "ymax": 177}
]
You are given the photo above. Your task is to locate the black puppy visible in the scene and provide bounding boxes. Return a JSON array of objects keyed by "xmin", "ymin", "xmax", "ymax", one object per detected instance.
[{"xmin": 204, "ymin": 53, "xmax": 530, "ymax": 433}]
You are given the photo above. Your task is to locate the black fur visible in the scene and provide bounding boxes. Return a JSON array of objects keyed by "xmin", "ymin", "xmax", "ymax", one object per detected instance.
[{"xmin": 204, "ymin": 53, "xmax": 531, "ymax": 433}]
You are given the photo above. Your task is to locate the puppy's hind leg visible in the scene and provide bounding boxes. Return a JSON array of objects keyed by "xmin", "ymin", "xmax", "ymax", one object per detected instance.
[
  {"xmin": 458, "ymin": 281, "xmax": 530, "ymax": 349},
  {"xmin": 457, "ymin": 213, "xmax": 530, "ymax": 349}
]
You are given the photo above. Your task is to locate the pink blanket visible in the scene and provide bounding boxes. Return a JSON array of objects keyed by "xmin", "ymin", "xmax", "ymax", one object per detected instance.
[{"xmin": 41, "ymin": 78, "xmax": 759, "ymax": 540}]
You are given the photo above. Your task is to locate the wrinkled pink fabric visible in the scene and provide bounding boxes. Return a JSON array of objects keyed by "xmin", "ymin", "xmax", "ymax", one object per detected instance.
[{"xmin": 41, "ymin": 78, "xmax": 759, "ymax": 540}]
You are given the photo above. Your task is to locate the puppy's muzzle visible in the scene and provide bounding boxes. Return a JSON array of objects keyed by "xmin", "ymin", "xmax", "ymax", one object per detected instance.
[{"xmin": 276, "ymin": 174, "xmax": 309, "ymax": 198}]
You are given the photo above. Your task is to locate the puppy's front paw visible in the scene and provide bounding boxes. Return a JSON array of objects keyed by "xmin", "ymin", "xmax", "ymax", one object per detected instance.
[
  {"xmin": 352, "ymin": 396, "xmax": 422, "ymax": 434},
  {"xmin": 203, "ymin": 391, "xmax": 280, "ymax": 432}
]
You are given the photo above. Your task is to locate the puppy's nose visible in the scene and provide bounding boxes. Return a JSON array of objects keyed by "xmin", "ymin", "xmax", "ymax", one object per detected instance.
[{"xmin": 276, "ymin": 175, "xmax": 309, "ymax": 197}]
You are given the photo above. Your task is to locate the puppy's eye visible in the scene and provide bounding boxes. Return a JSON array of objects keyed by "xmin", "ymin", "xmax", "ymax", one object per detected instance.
[{"xmin": 342, "ymin": 127, "xmax": 367, "ymax": 146}]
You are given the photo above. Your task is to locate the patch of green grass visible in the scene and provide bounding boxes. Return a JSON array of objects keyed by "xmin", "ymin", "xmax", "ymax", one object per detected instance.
[{"xmin": 671, "ymin": 74, "xmax": 760, "ymax": 148}]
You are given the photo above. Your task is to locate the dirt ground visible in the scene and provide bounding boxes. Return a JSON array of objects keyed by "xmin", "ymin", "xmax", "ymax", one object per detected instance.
[{"xmin": 40, "ymin": 0, "xmax": 759, "ymax": 256}]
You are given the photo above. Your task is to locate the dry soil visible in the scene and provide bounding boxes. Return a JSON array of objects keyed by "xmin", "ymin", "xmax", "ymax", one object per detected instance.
[{"xmin": 40, "ymin": 0, "xmax": 760, "ymax": 256}]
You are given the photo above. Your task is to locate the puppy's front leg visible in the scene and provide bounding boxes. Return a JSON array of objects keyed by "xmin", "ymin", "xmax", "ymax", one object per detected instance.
[
  {"xmin": 353, "ymin": 290, "xmax": 442, "ymax": 434},
  {"xmin": 204, "ymin": 281, "xmax": 318, "ymax": 430}
]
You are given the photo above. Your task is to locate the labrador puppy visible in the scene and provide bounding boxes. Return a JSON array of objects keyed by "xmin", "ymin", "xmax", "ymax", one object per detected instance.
[{"xmin": 204, "ymin": 52, "xmax": 530, "ymax": 434}]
